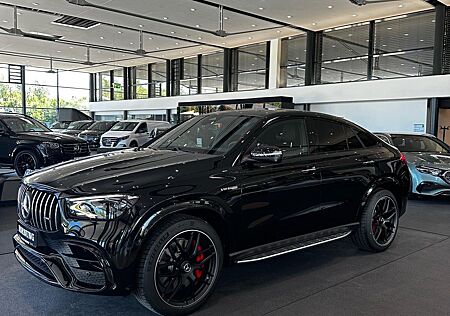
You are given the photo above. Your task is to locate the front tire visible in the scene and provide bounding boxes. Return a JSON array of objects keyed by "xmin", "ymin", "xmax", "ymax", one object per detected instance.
[
  {"xmin": 352, "ymin": 189, "xmax": 399, "ymax": 252},
  {"xmin": 134, "ymin": 214, "xmax": 223, "ymax": 316},
  {"xmin": 13, "ymin": 150, "xmax": 42, "ymax": 177}
]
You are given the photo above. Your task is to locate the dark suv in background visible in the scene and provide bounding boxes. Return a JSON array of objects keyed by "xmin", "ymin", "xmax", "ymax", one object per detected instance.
[
  {"xmin": 0, "ymin": 113, "xmax": 89, "ymax": 176},
  {"xmin": 60, "ymin": 120, "xmax": 94, "ymax": 137},
  {"xmin": 14, "ymin": 110, "xmax": 410, "ymax": 315},
  {"xmin": 78, "ymin": 121, "xmax": 117, "ymax": 150}
]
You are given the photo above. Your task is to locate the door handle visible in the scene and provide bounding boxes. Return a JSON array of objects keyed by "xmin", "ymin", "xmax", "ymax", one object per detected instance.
[
  {"xmin": 301, "ymin": 166, "xmax": 317, "ymax": 173},
  {"xmin": 362, "ymin": 160, "xmax": 375, "ymax": 165}
]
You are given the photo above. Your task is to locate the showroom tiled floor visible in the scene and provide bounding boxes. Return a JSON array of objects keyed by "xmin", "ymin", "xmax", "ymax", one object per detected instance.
[{"xmin": 0, "ymin": 199, "xmax": 449, "ymax": 315}]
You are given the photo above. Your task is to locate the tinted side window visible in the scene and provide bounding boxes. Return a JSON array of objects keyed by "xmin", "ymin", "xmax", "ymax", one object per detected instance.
[
  {"xmin": 137, "ymin": 123, "xmax": 148, "ymax": 133},
  {"xmin": 306, "ymin": 118, "xmax": 347, "ymax": 154},
  {"xmin": 355, "ymin": 129, "xmax": 379, "ymax": 147},
  {"xmin": 254, "ymin": 119, "xmax": 308, "ymax": 158},
  {"xmin": 343, "ymin": 125, "xmax": 364, "ymax": 150}
]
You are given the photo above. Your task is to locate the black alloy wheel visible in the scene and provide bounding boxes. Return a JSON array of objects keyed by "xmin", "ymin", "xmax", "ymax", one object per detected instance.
[
  {"xmin": 135, "ymin": 214, "xmax": 223, "ymax": 315},
  {"xmin": 14, "ymin": 150, "xmax": 40, "ymax": 177},
  {"xmin": 155, "ymin": 230, "xmax": 219, "ymax": 308},
  {"xmin": 371, "ymin": 196, "xmax": 398, "ymax": 247},
  {"xmin": 351, "ymin": 189, "xmax": 399, "ymax": 252}
]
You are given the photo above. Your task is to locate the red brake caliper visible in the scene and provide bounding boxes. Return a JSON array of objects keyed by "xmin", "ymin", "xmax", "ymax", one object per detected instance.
[{"xmin": 194, "ymin": 245, "xmax": 204, "ymax": 279}]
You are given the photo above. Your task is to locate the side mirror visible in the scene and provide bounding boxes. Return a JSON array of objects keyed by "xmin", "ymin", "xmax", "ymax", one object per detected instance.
[{"xmin": 250, "ymin": 145, "xmax": 283, "ymax": 163}]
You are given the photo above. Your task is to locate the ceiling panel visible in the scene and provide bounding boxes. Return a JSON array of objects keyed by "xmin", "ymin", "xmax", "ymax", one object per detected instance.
[{"xmin": 0, "ymin": 0, "xmax": 435, "ymax": 72}]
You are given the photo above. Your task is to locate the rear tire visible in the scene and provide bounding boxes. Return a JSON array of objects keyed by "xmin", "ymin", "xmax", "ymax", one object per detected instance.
[
  {"xmin": 134, "ymin": 214, "xmax": 223, "ymax": 316},
  {"xmin": 352, "ymin": 189, "xmax": 399, "ymax": 252},
  {"xmin": 13, "ymin": 150, "xmax": 42, "ymax": 177}
]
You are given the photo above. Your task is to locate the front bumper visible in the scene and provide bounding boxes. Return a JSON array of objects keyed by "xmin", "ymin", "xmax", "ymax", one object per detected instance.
[
  {"xmin": 410, "ymin": 166, "xmax": 450, "ymax": 196},
  {"xmin": 13, "ymin": 229, "xmax": 116, "ymax": 293}
]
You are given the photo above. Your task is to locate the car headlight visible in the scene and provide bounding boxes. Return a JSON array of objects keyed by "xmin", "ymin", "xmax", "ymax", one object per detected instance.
[
  {"xmin": 416, "ymin": 165, "xmax": 443, "ymax": 176},
  {"xmin": 42, "ymin": 142, "xmax": 61, "ymax": 149},
  {"xmin": 118, "ymin": 135, "xmax": 130, "ymax": 141},
  {"xmin": 65, "ymin": 194, "xmax": 139, "ymax": 220}
]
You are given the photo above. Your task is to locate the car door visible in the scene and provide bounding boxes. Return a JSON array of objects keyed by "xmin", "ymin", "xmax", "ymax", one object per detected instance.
[
  {"xmin": 306, "ymin": 118, "xmax": 373, "ymax": 227},
  {"xmin": 237, "ymin": 117, "xmax": 323, "ymax": 249},
  {"xmin": 135, "ymin": 123, "xmax": 149, "ymax": 145},
  {"xmin": 0, "ymin": 120, "xmax": 16, "ymax": 165}
]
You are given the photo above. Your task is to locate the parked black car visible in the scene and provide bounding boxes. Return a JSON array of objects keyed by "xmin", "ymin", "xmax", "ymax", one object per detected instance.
[
  {"xmin": 13, "ymin": 110, "xmax": 410, "ymax": 315},
  {"xmin": 0, "ymin": 113, "xmax": 90, "ymax": 177},
  {"xmin": 60, "ymin": 120, "xmax": 94, "ymax": 137},
  {"xmin": 78, "ymin": 121, "xmax": 117, "ymax": 150}
]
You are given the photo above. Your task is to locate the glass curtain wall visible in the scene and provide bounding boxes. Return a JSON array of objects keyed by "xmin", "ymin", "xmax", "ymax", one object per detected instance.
[
  {"xmin": 151, "ymin": 62, "xmax": 167, "ymax": 97},
  {"xmin": 0, "ymin": 64, "xmax": 23, "ymax": 114},
  {"xmin": 234, "ymin": 43, "xmax": 268, "ymax": 91},
  {"xmin": 180, "ymin": 56, "xmax": 198, "ymax": 95},
  {"xmin": 280, "ymin": 35, "xmax": 307, "ymax": 87},
  {"xmin": 113, "ymin": 68, "xmax": 124, "ymax": 100},
  {"xmin": 134, "ymin": 65, "xmax": 149, "ymax": 99},
  {"xmin": 373, "ymin": 12, "xmax": 435, "ymax": 79},
  {"xmin": 202, "ymin": 51, "xmax": 224, "ymax": 94}
]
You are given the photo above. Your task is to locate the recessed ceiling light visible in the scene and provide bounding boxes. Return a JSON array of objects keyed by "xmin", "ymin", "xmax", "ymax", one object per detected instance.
[
  {"xmin": 190, "ymin": 8, "xmax": 196, "ymax": 12},
  {"xmin": 170, "ymin": 31, "xmax": 175, "ymax": 34},
  {"xmin": 32, "ymin": 2, "xmax": 39, "ymax": 5},
  {"xmin": 100, "ymin": 36, "xmax": 104, "ymax": 39},
  {"xmin": 117, "ymin": 31, "xmax": 122, "ymax": 34},
  {"xmin": 420, "ymin": 39, "xmax": 424, "ymax": 42},
  {"xmin": 17, "ymin": 12, "xmax": 21, "ymax": 15},
  {"xmin": 432, "ymin": 19, "xmax": 435, "ymax": 23},
  {"xmin": 287, "ymin": 15, "xmax": 292, "ymax": 19},
  {"xmin": 251, "ymin": 63, "xmax": 255, "ymax": 66},
  {"xmin": 199, "ymin": 47, "xmax": 203, "ymax": 50},
  {"xmin": 198, "ymin": 37, "xmax": 202, "ymax": 40},
  {"xmin": 251, "ymin": 24, "xmax": 256, "ymax": 27},
  {"xmin": 348, "ymin": 33, "xmax": 353, "ymax": 37},
  {"xmin": 195, "ymin": 24, "xmax": 200, "ymax": 27},
  {"xmin": 161, "ymin": 54, "xmax": 165, "ymax": 57},
  {"xmin": 352, "ymin": 14, "xmax": 357, "ymax": 17},
  {"xmin": 224, "ymin": 17, "xmax": 229, "ymax": 20},
  {"xmin": 222, "ymin": 42, "xmax": 226, "ymax": 45},
  {"xmin": 401, "ymin": 63, "xmax": 404, "ymax": 66},
  {"xmin": 130, "ymin": 42, "xmax": 134, "ymax": 45},
  {"xmin": 69, "ymin": 46, "xmax": 73, "ymax": 49},
  {"xmin": 122, "ymin": 54, "xmax": 126, "ymax": 57},
  {"xmin": 312, "ymin": 22, "xmax": 317, "ymax": 26},
  {"xmin": 248, "ymin": 36, "xmax": 253, "ymax": 39},
  {"xmin": 398, "ymin": 4, "xmax": 403, "ymax": 8},
  {"xmin": 328, "ymin": 5, "xmax": 333, "ymax": 9},
  {"xmin": 56, "ymin": 50, "xmax": 61, "ymax": 53},
  {"xmin": 163, "ymin": 17, "xmax": 168, "ymax": 20},
  {"xmin": 387, "ymin": 27, "xmax": 392, "ymax": 30},
  {"xmin": 139, "ymin": 24, "xmax": 143, "ymax": 28},
  {"xmin": 156, "ymin": 47, "xmax": 160, "ymax": 49},
  {"xmin": 258, "ymin": 7, "xmax": 264, "ymax": 10},
  {"xmin": 404, "ymin": 33, "xmax": 409, "ymax": 36},
  {"xmin": 2, "ymin": 20, "xmax": 8, "ymax": 23},
  {"xmin": 175, "ymin": 42, "xmax": 179, "ymax": 45},
  {"xmin": 148, "ymin": 37, "xmax": 153, "ymax": 40},
  {"xmin": 382, "ymin": 44, "xmax": 387, "ymax": 47},
  {"xmin": 180, "ymin": 51, "xmax": 184, "ymax": 54}
]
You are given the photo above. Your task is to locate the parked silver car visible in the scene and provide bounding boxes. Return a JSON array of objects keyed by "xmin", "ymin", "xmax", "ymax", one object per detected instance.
[{"xmin": 375, "ymin": 133, "xmax": 450, "ymax": 196}]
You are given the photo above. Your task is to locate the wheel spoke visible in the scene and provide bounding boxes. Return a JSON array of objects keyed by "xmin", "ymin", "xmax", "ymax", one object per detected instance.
[
  {"xmin": 167, "ymin": 278, "xmax": 183, "ymax": 303},
  {"xmin": 191, "ymin": 232, "xmax": 201, "ymax": 257},
  {"xmin": 199, "ymin": 253, "xmax": 215, "ymax": 265}
]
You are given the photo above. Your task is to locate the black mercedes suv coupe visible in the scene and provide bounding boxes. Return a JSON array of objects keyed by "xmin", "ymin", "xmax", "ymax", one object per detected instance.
[
  {"xmin": 0, "ymin": 113, "xmax": 90, "ymax": 177},
  {"xmin": 78, "ymin": 121, "xmax": 117, "ymax": 150},
  {"xmin": 13, "ymin": 110, "xmax": 410, "ymax": 315}
]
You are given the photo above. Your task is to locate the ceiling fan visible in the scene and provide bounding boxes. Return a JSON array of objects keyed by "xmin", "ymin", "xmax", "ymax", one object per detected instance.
[
  {"xmin": 349, "ymin": 0, "xmax": 402, "ymax": 6},
  {"xmin": 0, "ymin": 6, "xmax": 63, "ymax": 41}
]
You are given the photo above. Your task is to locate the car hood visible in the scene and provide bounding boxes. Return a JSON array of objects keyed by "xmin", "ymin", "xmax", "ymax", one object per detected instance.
[
  {"xmin": 16, "ymin": 132, "xmax": 86, "ymax": 143},
  {"xmin": 79, "ymin": 130, "xmax": 103, "ymax": 137},
  {"xmin": 24, "ymin": 148, "xmax": 221, "ymax": 193},
  {"xmin": 101, "ymin": 131, "xmax": 133, "ymax": 138},
  {"xmin": 404, "ymin": 152, "xmax": 450, "ymax": 170}
]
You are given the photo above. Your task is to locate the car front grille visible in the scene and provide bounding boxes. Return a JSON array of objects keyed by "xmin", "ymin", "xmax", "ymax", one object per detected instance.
[
  {"xmin": 18, "ymin": 185, "xmax": 61, "ymax": 232},
  {"xmin": 62, "ymin": 143, "xmax": 89, "ymax": 156},
  {"xmin": 102, "ymin": 137, "xmax": 118, "ymax": 147}
]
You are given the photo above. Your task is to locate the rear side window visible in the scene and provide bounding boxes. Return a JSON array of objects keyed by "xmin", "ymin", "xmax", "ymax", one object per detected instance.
[
  {"xmin": 343, "ymin": 125, "xmax": 364, "ymax": 150},
  {"xmin": 354, "ymin": 129, "xmax": 379, "ymax": 147},
  {"xmin": 306, "ymin": 118, "xmax": 347, "ymax": 154}
]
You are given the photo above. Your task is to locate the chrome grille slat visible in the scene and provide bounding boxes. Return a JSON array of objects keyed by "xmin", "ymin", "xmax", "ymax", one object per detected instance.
[{"xmin": 17, "ymin": 185, "xmax": 61, "ymax": 232}]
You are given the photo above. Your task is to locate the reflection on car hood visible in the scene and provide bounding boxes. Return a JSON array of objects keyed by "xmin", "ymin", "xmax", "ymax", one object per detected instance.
[
  {"xmin": 24, "ymin": 148, "xmax": 219, "ymax": 193},
  {"xmin": 404, "ymin": 152, "xmax": 450, "ymax": 170},
  {"xmin": 102, "ymin": 131, "xmax": 133, "ymax": 138},
  {"xmin": 16, "ymin": 132, "xmax": 85, "ymax": 143}
]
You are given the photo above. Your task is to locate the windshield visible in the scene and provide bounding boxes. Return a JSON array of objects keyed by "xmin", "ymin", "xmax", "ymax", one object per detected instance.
[
  {"xmin": 150, "ymin": 114, "xmax": 259, "ymax": 154},
  {"xmin": 2, "ymin": 116, "xmax": 50, "ymax": 133},
  {"xmin": 110, "ymin": 122, "xmax": 138, "ymax": 131},
  {"xmin": 392, "ymin": 135, "xmax": 449, "ymax": 153},
  {"xmin": 67, "ymin": 121, "xmax": 92, "ymax": 130},
  {"xmin": 88, "ymin": 121, "xmax": 115, "ymax": 131}
]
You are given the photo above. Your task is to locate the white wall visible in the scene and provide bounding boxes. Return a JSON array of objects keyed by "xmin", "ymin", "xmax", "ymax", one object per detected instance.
[
  {"xmin": 311, "ymin": 99, "xmax": 428, "ymax": 133},
  {"xmin": 90, "ymin": 74, "xmax": 450, "ymax": 132}
]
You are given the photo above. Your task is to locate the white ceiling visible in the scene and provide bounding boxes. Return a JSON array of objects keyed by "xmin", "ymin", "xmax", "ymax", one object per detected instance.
[{"xmin": 0, "ymin": 0, "xmax": 436, "ymax": 72}]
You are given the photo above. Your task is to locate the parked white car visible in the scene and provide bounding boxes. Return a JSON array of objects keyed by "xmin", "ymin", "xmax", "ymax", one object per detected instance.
[{"xmin": 100, "ymin": 120, "xmax": 171, "ymax": 148}]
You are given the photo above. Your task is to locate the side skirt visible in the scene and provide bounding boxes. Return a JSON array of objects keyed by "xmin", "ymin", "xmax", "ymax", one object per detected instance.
[{"xmin": 230, "ymin": 224, "xmax": 358, "ymax": 264}]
